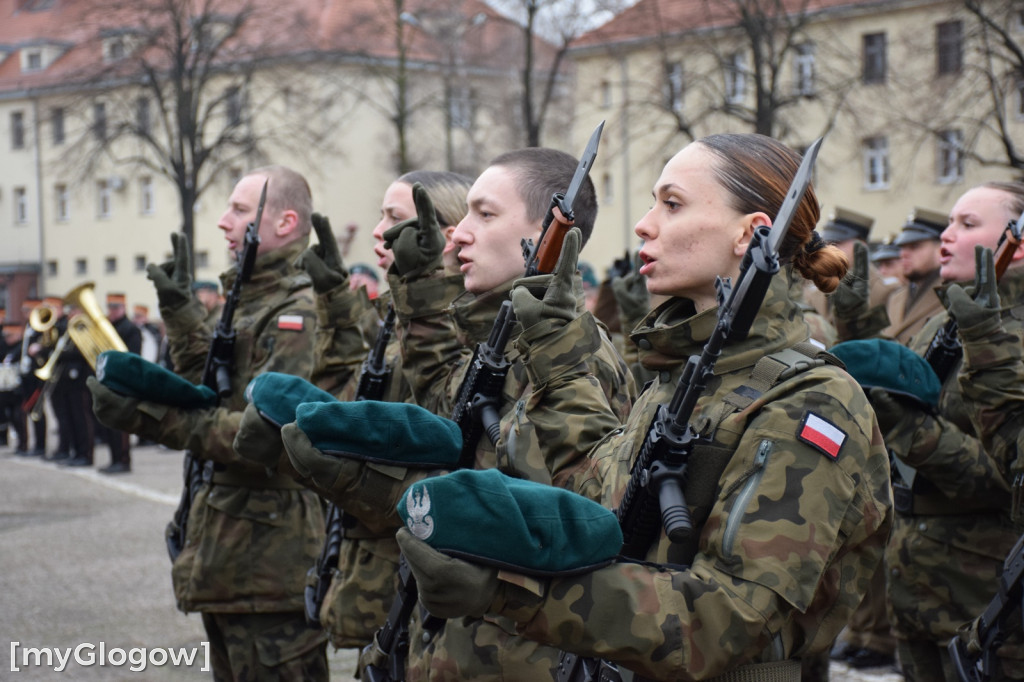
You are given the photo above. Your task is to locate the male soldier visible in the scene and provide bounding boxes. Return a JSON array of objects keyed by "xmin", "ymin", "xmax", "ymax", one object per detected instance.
[
  {"xmin": 347, "ymin": 263, "xmax": 380, "ymax": 300},
  {"xmin": 806, "ymin": 207, "xmax": 900, "ymax": 342},
  {"xmin": 95, "ymin": 293, "xmax": 142, "ymax": 474},
  {"xmin": 88, "ymin": 165, "xmax": 328, "ymax": 680},
  {"xmin": 883, "ymin": 208, "xmax": 946, "ymax": 344},
  {"xmin": 280, "ymin": 148, "xmax": 636, "ymax": 681},
  {"xmin": 871, "ymin": 240, "xmax": 905, "ymax": 285}
]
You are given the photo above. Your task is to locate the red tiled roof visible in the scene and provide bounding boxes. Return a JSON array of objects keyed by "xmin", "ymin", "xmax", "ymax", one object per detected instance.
[
  {"xmin": 575, "ymin": 0, "xmax": 889, "ymax": 48},
  {"xmin": 0, "ymin": 0, "xmax": 528, "ymax": 94}
]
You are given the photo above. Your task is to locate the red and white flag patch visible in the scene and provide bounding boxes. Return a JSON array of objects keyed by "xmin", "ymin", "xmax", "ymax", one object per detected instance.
[
  {"xmin": 798, "ymin": 412, "xmax": 846, "ymax": 460},
  {"xmin": 277, "ymin": 314, "xmax": 304, "ymax": 331}
]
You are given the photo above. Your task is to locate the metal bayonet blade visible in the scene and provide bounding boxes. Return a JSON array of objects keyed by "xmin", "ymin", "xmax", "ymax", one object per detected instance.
[
  {"xmin": 561, "ymin": 121, "xmax": 605, "ymax": 213},
  {"xmin": 767, "ymin": 137, "xmax": 822, "ymax": 255}
]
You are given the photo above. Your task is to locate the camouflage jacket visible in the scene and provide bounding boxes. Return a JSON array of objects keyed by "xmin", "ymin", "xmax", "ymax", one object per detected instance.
[
  {"xmin": 383, "ymin": 269, "xmax": 636, "ymax": 681},
  {"xmin": 159, "ymin": 239, "xmax": 326, "ymax": 615},
  {"xmin": 881, "ymin": 267, "xmax": 1024, "ymax": 645},
  {"xmin": 490, "ymin": 276, "xmax": 893, "ymax": 681}
]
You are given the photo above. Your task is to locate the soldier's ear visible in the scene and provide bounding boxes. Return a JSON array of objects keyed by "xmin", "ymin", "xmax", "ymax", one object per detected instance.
[
  {"xmin": 1012, "ymin": 240, "xmax": 1024, "ymax": 263},
  {"xmin": 276, "ymin": 210, "xmax": 300, "ymax": 237}
]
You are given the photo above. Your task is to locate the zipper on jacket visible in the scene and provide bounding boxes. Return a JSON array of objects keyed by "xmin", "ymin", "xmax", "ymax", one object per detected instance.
[{"xmin": 723, "ymin": 439, "xmax": 772, "ymax": 556}]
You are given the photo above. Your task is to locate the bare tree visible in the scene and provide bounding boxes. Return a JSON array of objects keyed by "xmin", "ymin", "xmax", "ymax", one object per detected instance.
[{"xmin": 57, "ymin": 0, "xmax": 324, "ymax": 271}]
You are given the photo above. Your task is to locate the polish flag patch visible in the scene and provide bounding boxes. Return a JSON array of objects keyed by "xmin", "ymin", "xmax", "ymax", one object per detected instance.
[
  {"xmin": 277, "ymin": 314, "xmax": 304, "ymax": 331},
  {"xmin": 797, "ymin": 412, "xmax": 846, "ymax": 460}
]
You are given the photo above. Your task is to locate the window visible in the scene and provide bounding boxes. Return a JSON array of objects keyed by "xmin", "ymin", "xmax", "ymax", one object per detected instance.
[
  {"xmin": 24, "ymin": 50, "xmax": 43, "ymax": 71},
  {"xmin": 14, "ymin": 187, "xmax": 28, "ymax": 224},
  {"xmin": 1013, "ymin": 8, "xmax": 1024, "ymax": 32},
  {"xmin": 664, "ymin": 61, "xmax": 684, "ymax": 112},
  {"xmin": 937, "ymin": 129, "xmax": 964, "ymax": 183},
  {"xmin": 140, "ymin": 176, "xmax": 154, "ymax": 214},
  {"xmin": 1017, "ymin": 80, "xmax": 1024, "ymax": 120},
  {"xmin": 449, "ymin": 86, "xmax": 473, "ymax": 130},
  {"xmin": 97, "ymin": 179, "xmax": 111, "ymax": 217},
  {"xmin": 602, "ymin": 172, "xmax": 614, "ymax": 204},
  {"xmin": 862, "ymin": 32, "xmax": 887, "ymax": 84},
  {"xmin": 93, "ymin": 102, "xmax": 107, "ymax": 140},
  {"xmin": 600, "ymin": 80, "xmax": 612, "ymax": 109},
  {"xmin": 104, "ymin": 256, "xmax": 117, "ymax": 273},
  {"xmin": 46, "ymin": 261, "xmax": 58, "ymax": 277},
  {"xmin": 725, "ymin": 51, "xmax": 747, "ymax": 104},
  {"xmin": 134, "ymin": 255, "xmax": 147, "ymax": 272},
  {"xmin": 136, "ymin": 96, "xmax": 151, "ymax": 136},
  {"xmin": 225, "ymin": 86, "xmax": 242, "ymax": 126},
  {"xmin": 937, "ymin": 21, "xmax": 963, "ymax": 75},
  {"xmin": 794, "ymin": 43, "xmax": 816, "ymax": 96},
  {"xmin": 195, "ymin": 251, "xmax": 209, "ymax": 269},
  {"xmin": 51, "ymin": 107, "xmax": 64, "ymax": 145},
  {"xmin": 75, "ymin": 258, "xmax": 87, "ymax": 275},
  {"xmin": 55, "ymin": 184, "xmax": 68, "ymax": 221},
  {"xmin": 11, "ymin": 111, "xmax": 25, "ymax": 149},
  {"xmin": 862, "ymin": 136, "xmax": 890, "ymax": 190}
]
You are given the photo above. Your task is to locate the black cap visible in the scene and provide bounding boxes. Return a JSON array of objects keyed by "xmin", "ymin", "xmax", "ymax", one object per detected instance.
[
  {"xmin": 893, "ymin": 207, "xmax": 946, "ymax": 246},
  {"xmin": 821, "ymin": 207, "xmax": 873, "ymax": 243},
  {"xmin": 870, "ymin": 242, "xmax": 900, "ymax": 263}
]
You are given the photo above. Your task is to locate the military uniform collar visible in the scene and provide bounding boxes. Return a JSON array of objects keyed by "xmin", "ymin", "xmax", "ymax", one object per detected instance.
[{"xmin": 220, "ymin": 238, "xmax": 310, "ymax": 296}]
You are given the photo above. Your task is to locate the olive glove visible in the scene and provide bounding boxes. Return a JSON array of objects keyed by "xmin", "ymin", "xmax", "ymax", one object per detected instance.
[
  {"xmin": 610, "ymin": 253, "xmax": 650, "ymax": 330},
  {"xmin": 146, "ymin": 232, "xmax": 193, "ymax": 311},
  {"xmin": 234, "ymin": 402, "xmax": 285, "ymax": 468},
  {"xmin": 395, "ymin": 527, "xmax": 501, "ymax": 620},
  {"xmin": 383, "ymin": 183, "xmax": 445, "ymax": 279},
  {"xmin": 296, "ymin": 212, "xmax": 349, "ymax": 294},
  {"xmin": 511, "ymin": 227, "xmax": 582, "ymax": 330},
  {"xmin": 945, "ymin": 245, "xmax": 1002, "ymax": 342},
  {"xmin": 87, "ymin": 376, "xmax": 184, "ymax": 449},
  {"xmin": 832, "ymin": 240, "xmax": 870, "ymax": 319}
]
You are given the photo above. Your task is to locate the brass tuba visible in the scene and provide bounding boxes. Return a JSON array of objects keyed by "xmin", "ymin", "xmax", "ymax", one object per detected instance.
[
  {"xmin": 64, "ymin": 282, "xmax": 128, "ymax": 369},
  {"xmin": 29, "ymin": 302, "xmax": 60, "ymax": 347}
]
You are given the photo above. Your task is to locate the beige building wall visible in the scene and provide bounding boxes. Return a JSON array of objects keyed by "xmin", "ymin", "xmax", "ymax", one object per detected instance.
[{"xmin": 569, "ymin": 0, "xmax": 1024, "ymax": 278}]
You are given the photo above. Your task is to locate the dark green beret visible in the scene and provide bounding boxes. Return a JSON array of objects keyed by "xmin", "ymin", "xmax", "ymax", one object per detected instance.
[
  {"xmin": 831, "ymin": 339, "xmax": 941, "ymax": 408},
  {"xmin": 244, "ymin": 372, "xmax": 337, "ymax": 427},
  {"xmin": 294, "ymin": 400, "xmax": 462, "ymax": 468},
  {"xmin": 398, "ymin": 468, "xmax": 622, "ymax": 576},
  {"xmin": 96, "ymin": 350, "xmax": 217, "ymax": 408}
]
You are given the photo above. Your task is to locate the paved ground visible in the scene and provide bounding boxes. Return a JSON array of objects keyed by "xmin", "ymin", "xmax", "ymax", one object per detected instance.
[{"xmin": 0, "ymin": 440, "xmax": 900, "ymax": 681}]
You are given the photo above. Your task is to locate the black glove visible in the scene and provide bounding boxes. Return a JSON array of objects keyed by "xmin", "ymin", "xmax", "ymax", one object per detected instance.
[
  {"xmin": 945, "ymin": 245, "xmax": 1002, "ymax": 341},
  {"xmin": 383, "ymin": 183, "xmax": 444, "ymax": 279},
  {"xmin": 832, "ymin": 241, "xmax": 870, "ymax": 319},
  {"xmin": 146, "ymin": 232, "xmax": 193, "ymax": 311},
  {"xmin": 511, "ymin": 227, "xmax": 582, "ymax": 330},
  {"xmin": 295, "ymin": 213, "xmax": 349, "ymax": 293}
]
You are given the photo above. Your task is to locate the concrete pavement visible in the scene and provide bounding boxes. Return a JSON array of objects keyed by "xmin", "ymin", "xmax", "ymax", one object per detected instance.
[{"xmin": 0, "ymin": 441, "xmax": 900, "ymax": 681}]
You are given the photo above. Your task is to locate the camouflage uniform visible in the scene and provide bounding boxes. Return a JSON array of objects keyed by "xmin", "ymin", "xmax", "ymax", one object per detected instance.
[
  {"xmin": 307, "ymin": 281, "xmax": 420, "ymax": 650},
  {"xmin": 332, "ymin": 267, "xmax": 635, "ymax": 681},
  {"xmin": 159, "ymin": 239, "xmax": 329, "ymax": 680},
  {"xmin": 883, "ymin": 266, "xmax": 1024, "ymax": 680},
  {"xmin": 485, "ymin": 277, "xmax": 893, "ymax": 681}
]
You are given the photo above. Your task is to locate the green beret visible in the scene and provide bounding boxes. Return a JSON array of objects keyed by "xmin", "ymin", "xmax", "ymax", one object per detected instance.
[
  {"xmin": 244, "ymin": 372, "xmax": 337, "ymax": 427},
  {"xmin": 831, "ymin": 339, "xmax": 941, "ymax": 408},
  {"xmin": 294, "ymin": 400, "xmax": 462, "ymax": 467},
  {"xmin": 96, "ymin": 350, "xmax": 217, "ymax": 408},
  {"xmin": 398, "ymin": 469, "xmax": 622, "ymax": 576},
  {"xmin": 192, "ymin": 280, "xmax": 219, "ymax": 292}
]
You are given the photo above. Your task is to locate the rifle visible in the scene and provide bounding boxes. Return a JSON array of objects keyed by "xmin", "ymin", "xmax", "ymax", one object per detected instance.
[
  {"xmin": 557, "ymin": 137, "xmax": 823, "ymax": 682},
  {"xmin": 364, "ymin": 122, "xmax": 605, "ymax": 682},
  {"xmin": 305, "ymin": 303, "xmax": 397, "ymax": 624},
  {"xmin": 924, "ymin": 209, "xmax": 1024, "ymax": 383},
  {"xmin": 165, "ymin": 180, "xmax": 266, "ymax": 562},
  {"xmin": 950, "ymin": 533, "xmax": 1024, "ymax": 682}
]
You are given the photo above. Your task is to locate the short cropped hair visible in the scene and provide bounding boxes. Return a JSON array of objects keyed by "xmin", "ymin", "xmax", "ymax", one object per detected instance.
[{"xmin": 246, "ymin": 165, "xmax": 313, "ymax": 236}]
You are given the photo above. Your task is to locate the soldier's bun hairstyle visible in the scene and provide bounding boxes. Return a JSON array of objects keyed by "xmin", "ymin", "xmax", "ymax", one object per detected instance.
[
  {"xmin": 980, "ymin": 181, "xmax": 1024, "ymax": 222},
  {"xmin": 398, "ymin": 170, "xmax": 474, "ymax": 228},
  {"xmin": 487, "ymin": 147, "xmax": 598, "ymax": 246},
  {"xmin": 698, "ymin": 133, "xmax": 848, "ymax": 293}
]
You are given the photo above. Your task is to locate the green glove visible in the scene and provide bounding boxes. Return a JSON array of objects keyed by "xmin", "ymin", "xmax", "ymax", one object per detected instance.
[
  {"xmin": 234, "ymin": 402, "xmax": 285, "ymax": 468},
  {"xmin": 146, "ymin": 232, "xmax": 193, "ymax": 311},
  {"xmin": 945, "ymin": 245, "xmax": 1002, "ymax": 341},
  {"xmin": 511, "ymin": 227, "xmax": 582, "ymax": 330},
  {"xmin": 611, "ymin": 268, "xmax": 650, "ymax": 330},
  {"xmin": 396, "ymin": 527, "xmax": 500, "ymax": 620},
  {"xmin": 382, "ymin": 183, "xmax": 444, "ymax": 279},
  {"xmin": 296, "ymin": 213, "xmax": 349, "ymax": 293},
  {"xmin": 832, "ymin": 241, "xmax": 870, "ymax": 319}
]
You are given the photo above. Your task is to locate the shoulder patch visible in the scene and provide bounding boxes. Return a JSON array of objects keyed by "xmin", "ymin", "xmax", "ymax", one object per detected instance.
[
  {"xmin": 277, "ymin": 314, "xmax": 304, "ymax": 331},
  {"xmin": 797, "ymin": 412, "xmax": 846, "ymax": 461}
]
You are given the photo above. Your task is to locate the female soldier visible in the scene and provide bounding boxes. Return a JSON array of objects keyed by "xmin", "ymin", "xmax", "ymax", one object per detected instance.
[{"xmin": 395, "ymin": 133, "xmax": 894, "ymax": 681}]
